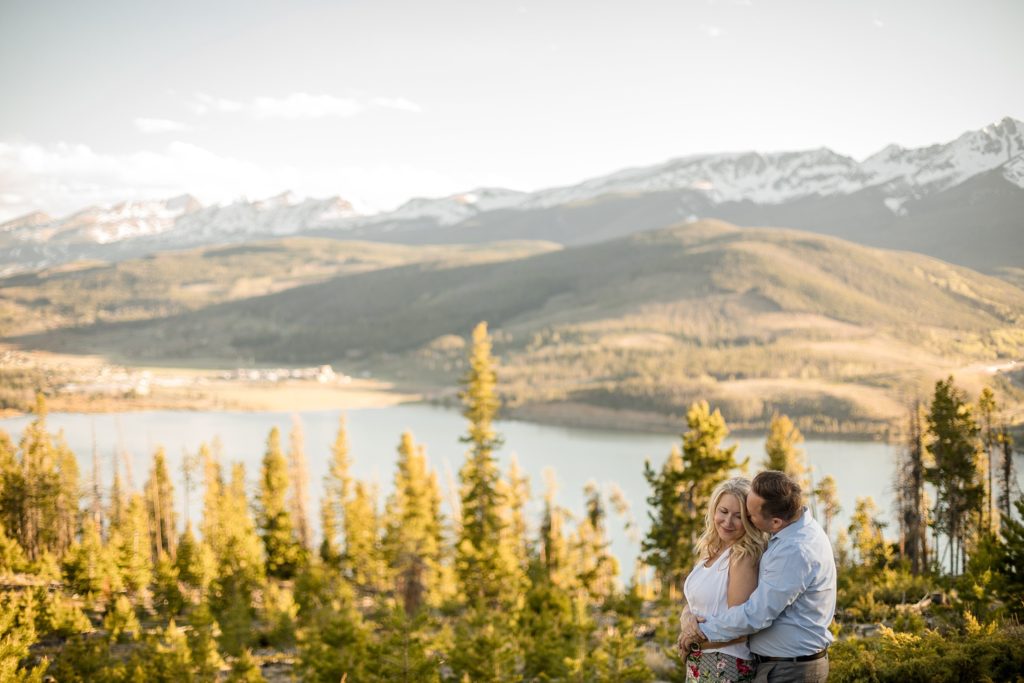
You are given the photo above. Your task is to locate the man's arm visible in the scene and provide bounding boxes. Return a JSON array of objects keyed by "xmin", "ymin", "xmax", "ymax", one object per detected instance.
[{"xmin": 698, "ymin": 548, "xmax": 810, "ymax": 643}]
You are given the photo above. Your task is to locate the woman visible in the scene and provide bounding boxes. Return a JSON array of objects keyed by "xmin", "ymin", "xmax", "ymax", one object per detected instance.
[{"xmin": 679, "ymin": 477, "xmax": 769, "ymax": 682}]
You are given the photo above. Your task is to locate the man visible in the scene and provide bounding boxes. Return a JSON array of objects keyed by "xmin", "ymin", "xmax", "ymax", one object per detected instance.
[{"xmin": 679, "ymin": 470, "xmax": 836, "ymax": 682}]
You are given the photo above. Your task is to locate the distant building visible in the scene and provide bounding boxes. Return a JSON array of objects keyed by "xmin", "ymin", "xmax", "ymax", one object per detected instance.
[{"xmin": 316, "ymin": 365, "xmax": 336, "ymax": 383}]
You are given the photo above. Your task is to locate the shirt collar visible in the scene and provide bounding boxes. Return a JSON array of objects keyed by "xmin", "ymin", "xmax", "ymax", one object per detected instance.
[{"xmin": 770, "ymin": 506, "xmax": 810, "ymax": 540}]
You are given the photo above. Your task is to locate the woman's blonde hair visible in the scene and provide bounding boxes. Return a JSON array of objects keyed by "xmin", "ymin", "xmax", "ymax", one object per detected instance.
[{"xmin": 694, "ymin": 477, "xmax": 769, "ymax": 564}]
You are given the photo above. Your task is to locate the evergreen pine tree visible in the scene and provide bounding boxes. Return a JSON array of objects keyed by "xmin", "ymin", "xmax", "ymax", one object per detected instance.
[
  {"xmin": 226, "ymin": 649, "xmax": 267, "ymax": 683},
  {"xmin": 320, "ymin": 415, "xmax": 352, "ymax": 566},
  {"xmin": 62, "ymin": 518, "xmax": 121, "ymax": 597},
  {"xmin": 89, "ymin": 434, "xmax": 103, "ymax": 534},
  {"xmin": 997, "ymin": 429, "xmax": 1017, "ymax": 526},
  {"xmin": 16, "ymin": 394, "xmax": 61, "ymax": 561},
  {"xmin": 31, "ymin": 584, "xmax": 91, "ymax": 638},
  {"xmin": 345, "ymin": 480, "xmax": 384, "ymax": 592},
  {"xmin": 188, "ymin": 600, "xmax": 224, "ymax": 682},
  {"xmin": 456, "ymin": 321, "xmax": 520, "ymax": 608},
  {"xmin": 643, "ymin": 400, "xmax": 741, "ymax": 597},
  {"xmin": 288, "ymin": 415, "xmax": 313, "ymax": 553},
  {"xmin": 256, "ymin": 427, "xmax": 306, "ymax": 579},
  {"xmin": 113, "ymin": 493, "xmax": 153, "ymax": 593},
  {"xmin": 224, "ymin": 461, "xmax": 267, "ymax": 589},
  {"xmin": 199, "ymin": 442, "xmax": 223, "ymax": 552},
  {"xmin": 54, "ymin": 432, "xmax": 80, "ymax": 558},
  {"xmin": 138, "ymin": 619, "xmax": 193, "ymax": 682},
  {"xmin": 521, "ymin": 561, "xmax": 578, "ymax": 681},
  {"xmin": 848, "ymin": 496, "xmax": 890, "ymax": 568},
  {"xmin": 502, "ymin": 455, "xmax": 532, "ymax": 575},
  {"xmin": 297, "ymin": 570, "xmax": 371, "ymax": 683},
  {"xmin": 0, "ymin": 591, "xmax": 47, "ymax": 683},
  {"xmin": 571, "ymin": 482, "xmax": 619, "ymax": 604},
  {"xmin": 539, "ymin": 468, "xmax": 571, "ymax": 589},
  {"xmin": 642, "ymin": 445, "xmax": 686, "ymax": 598},
  {"xmin": 104, "ymin": 593, "xmax": 141, "ymax": 643},
  {"xmin": 384, "ymin": 431, "xmax": 445, "ymax": 613},
  {"xmin": 586, "ymin": 616, "xmax": 654, "ymax": 683},
  {"xmin": 108, "ymin": 465, "xmax": 127, "ymax": 542},
  {"xmin": 0, "ymin": 520, "xmax": 27, "ymax": 575},
  {"xmin": 813, "ymin": 475, "xmax": 841, "ymax": 540},
  {"xmin": 369, "ymin": 605, "xmax": 441, "ymax": 682},
  {"xmin": 894, "ymin": 402, "xmax": 928, "ymax": 573},
  {"xmin": 144, "ymin": 447, "xmax": 177, "ymax": 563},
  {"xmin": 926, "ymin": 376, "xmax": 985, "ymax": 574},
  {"xmin": 763, "ymin": 413, "xmax": 807, "ymax": 490},
  {"xmin": 175, "ymin": 521, "xmax": 216, "ymax": 594},
  {"xmin": 210, "ymin": 462, "xmax": 265, "ymax": 654},
  {"xmin": 449, "ymin": 604, "xmax": 522, "ymax": 683},
  {"xmin": 978, "ymin": 387, "xmax": 998, "ymax": 533},
  {"xmin": 997, "ymin": 497, "xmax": 1024, "ymax": 615},
  {"xmin": 0, "ymin": 430, "xmax": 27, "ymax": 563},
  {"xmin": 217, "ymin": 579, "xmax": 255, "ymax": 657},
  {"xmin": 260, "ymin": 582, "xmax": 298, "ymax": 649},
  {"xmin": 152, "ymin": 551, "xmax": 185, "ymax": 619},
  {"xmin": 319, "ymin": 497, "xmax": 340, "ymax": 568}
]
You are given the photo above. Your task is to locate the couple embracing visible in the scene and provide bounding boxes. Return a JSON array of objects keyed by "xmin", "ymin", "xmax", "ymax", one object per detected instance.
[{"xmin": 677, "ymin": 470, "xmax": 836, "ymax": 683}]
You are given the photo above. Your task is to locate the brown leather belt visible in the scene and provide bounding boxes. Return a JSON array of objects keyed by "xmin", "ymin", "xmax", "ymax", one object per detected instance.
[{"xmin": 753, "ymin": 649, "xmax": 827, "ymax": 663}]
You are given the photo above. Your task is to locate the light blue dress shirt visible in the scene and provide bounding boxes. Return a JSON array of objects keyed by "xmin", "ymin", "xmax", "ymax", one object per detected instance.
[{"xmin": 699, "ymin": 507, "xmax": 837, "ymax": 657}]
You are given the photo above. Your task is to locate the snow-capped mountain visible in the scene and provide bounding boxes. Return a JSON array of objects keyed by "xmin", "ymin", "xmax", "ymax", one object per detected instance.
[
  {"xmin": 0, "ymin": 192, "xmax": 359, "ymax": 275},
  {"xmin": 53, "ymin": 195, "xmax": 201, "ymax": 244},
  {"xmin": 1, "ymin": 117, "xmax": 1021, "ymax": 275},
  {"xmin": 0, "ymin": 192, "xmax": 358, "ymax": 247},
  {"xmin": 171, "ymin": 193, "xmax": 356, "ymax": 241},
  {"xmin": 521, "ymin": 116, "xmax": 1024, "ymax": 211},
  {"xmin": 371, "ymin": 187, "xmax": 528, "ymax": 227}
]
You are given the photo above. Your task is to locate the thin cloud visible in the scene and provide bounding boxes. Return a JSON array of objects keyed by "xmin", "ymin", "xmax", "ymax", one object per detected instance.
[
  {"xmin": 134, "ymin": 117, "xmax": 192, "ymax": 134},
  {"xmin": 371, "ymin": 97, "xmax": 423, "ymax": 113},
  {"xmin": 191, "ymin": 93, "xmax": 246, "ymax": 116},
  {"xmin": 251, "ymin": 93, "xmax": 363, "ymax": 119},
  {"xmin": 873, "ymin": 17, "xmax": 885, "ymax": 28},
  {"xmin": 700, "ymin": 24, "xmax": 724, "ymax": 38},
  {"xmin": 190, "ymin": 92, "xmax": 422, "ymax": 120}
]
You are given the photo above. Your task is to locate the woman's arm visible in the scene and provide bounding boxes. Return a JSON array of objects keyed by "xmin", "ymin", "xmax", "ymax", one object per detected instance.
[{"xmin": 727, "ymin": 552, "xmax": 759, "ymax": 607}]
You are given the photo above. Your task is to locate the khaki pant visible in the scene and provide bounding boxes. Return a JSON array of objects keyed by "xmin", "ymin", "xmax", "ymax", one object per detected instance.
[{"xmin": 753, "ymin": 656, "xmax": 829, "ymax": 682}]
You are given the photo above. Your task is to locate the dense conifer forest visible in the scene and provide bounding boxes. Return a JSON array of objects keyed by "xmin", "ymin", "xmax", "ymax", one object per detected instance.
[{"xmin": 1, "ymin": 322, "xmax": 1023, "ymax": 681}]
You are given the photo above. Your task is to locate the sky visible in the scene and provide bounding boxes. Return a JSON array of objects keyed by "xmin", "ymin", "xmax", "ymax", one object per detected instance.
[{"xmin": 1, "ymin": 0, "xmax": 1022, "ymax": 221}]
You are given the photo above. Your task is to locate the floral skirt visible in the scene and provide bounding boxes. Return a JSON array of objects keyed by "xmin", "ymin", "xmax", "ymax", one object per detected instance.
[{"xmin": 685, "ymin": 649, "xmax": 755, "ymax": 682}]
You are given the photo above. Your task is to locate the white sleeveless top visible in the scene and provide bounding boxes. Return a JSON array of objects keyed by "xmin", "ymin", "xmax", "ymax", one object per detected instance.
[{"xmin": 682, "ymin": 547, "xmax": 751, "ymax": 660}]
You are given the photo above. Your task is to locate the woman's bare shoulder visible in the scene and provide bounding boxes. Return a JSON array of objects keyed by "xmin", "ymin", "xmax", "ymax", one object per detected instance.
[{"xmin": 729, "ymin": 549, "xmax": 760, "ymax": 573}]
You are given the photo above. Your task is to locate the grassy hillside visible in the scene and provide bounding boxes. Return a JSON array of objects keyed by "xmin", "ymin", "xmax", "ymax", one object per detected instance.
[
  {"xmin": 0, "ymin": 237, "xmax": 559, "ymax": 337},
  {"xmin": 7, "ymin": 220, "xmax": 1024, "ymax": 434}
]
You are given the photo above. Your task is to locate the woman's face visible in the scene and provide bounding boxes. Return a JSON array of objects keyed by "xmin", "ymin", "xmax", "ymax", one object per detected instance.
[{"xmin": 714, "ymin": 492, "xmax": 746, "ymax": 545}]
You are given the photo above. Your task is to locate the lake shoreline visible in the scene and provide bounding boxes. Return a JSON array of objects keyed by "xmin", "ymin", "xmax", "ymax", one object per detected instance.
[
  {"xmin": 7, "ymin": 387, "xmax": 891, "ymax": 442},
  {"xmin": 501, "ymin": 400, "xmax": 893, "ymax": 442}
]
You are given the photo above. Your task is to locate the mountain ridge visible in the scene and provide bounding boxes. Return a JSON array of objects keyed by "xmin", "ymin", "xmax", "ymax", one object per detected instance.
[{"xmin": 2, "ymin": 116, "xmax": 1022, "ymax": 275}]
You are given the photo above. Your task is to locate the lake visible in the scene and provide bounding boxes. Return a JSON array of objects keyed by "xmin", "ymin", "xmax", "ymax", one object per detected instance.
[{"xmin": 4, "ymin": 403, "xmax": 1016, "ymax": 580}]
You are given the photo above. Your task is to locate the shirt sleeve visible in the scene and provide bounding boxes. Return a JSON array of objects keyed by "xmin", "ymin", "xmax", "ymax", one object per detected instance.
[{"xmin": 698, "ymin": 543, "xmax": 810, "ymax": 642}]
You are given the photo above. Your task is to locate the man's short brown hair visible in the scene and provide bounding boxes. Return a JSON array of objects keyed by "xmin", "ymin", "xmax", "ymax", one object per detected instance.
[{"xmin": 752, "ymin": 470, "xmax": 802, "ymax": 521}]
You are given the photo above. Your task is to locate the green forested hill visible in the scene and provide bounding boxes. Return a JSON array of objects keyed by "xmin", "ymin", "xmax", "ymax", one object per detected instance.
[{"xmin": 8, "ymin": 220, "xmax": 1024, "ymax": 433}]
